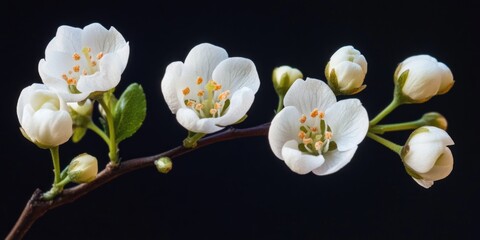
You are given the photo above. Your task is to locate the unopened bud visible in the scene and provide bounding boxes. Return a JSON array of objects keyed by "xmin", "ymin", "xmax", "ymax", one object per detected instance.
[
  {"xmin": 272, "ymin": 65, "xmax": 303, "ymax": 96},
  {"xmin": 68, "ymin": 153, "xmax": 98, "ymax": 183},
  {"xmin": 421, "ymin": 112, "xmax": 448, "ymax": 130},
  {"xmin": 155, "ymin": 157, "xmax": 172, "ymax": 174}
]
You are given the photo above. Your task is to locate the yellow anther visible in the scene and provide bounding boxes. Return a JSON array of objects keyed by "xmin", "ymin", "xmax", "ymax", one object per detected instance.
[
  {"xmin": 310, "ymin": 108, "xmax": 319, "ymax": 118},
  {"xmin": 96, "ymin": 52, "xmax": 104, "ymax": 60},
  {"xmin": 186, "ymin": 100, "xmax": 195, "ymax": 107},
  {"xmin": 314, "ymin": 141, "xmax": 323, "ymax": 150},
  {"xmin": 319, "ymin": 111, "xmax": 325, "ymax": 119},
  {"xmin": 197, "ymin": 90, "xmax": 205, "ymax": 97},
  {"xmin": 214, "ymin": 84, "xmax": 222, "ymax": 91},
  {"xmin": 82, "ymin": 70, "xmax": 88, "ymax": 75},
  {"xmin": 303, "ymin": 138, "xmax": 313, "ymax": 145},
  {"xmin": 298, "ymin": 131, "xmax": 306, "ymax": 139},
  {"xmin": 62, "ymin": 74, "xmax": 68, "ymax": 81},
  {"xmin": 325, "ymin": 131, "xmax": 332, "ymax": 139},
  {"xmin": 182, "ymin": 87, "xmax": 190, "ymax": 96},
  {"xmin": 195, "ymin": 103, "xmax": 204, "ymax": 110},
  {"xmin": 73, "ymin": 65, "xmax": 80, "ymax": 72},
  {"xmin": 218, "ymin": 90, "xmax": 230, "ymax": 101},
  {"xmin": 210, "ymin": 108, "xmax": 218, "ymax": 115},
  {"xmin": 299, "ymin": 115, "xmax": 307, "ymax": 124},
  {"xmin": 67, "ymin": 78, "xmax": 77, "ymax": 85},
  {"xmin": 214, "ymin": 102, "xmax": 222, "ymax": 109},
  {"xmin": 91, "ymin": 61, "xmax": 97, "ymax": 67},
  {"xmin": 72, "ymin": 53, "xmax": 81, "ymax": 61},
  {"xmin": 196, "ymin": 76, "xmax": 203, "ymax": 85},
  {"xmin": 310, "ymin": 127, "xmax": 317, "ymax": 132}
]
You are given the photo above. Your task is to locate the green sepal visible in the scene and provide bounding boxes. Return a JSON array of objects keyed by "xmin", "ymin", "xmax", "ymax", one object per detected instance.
[
  {"xmin": 113, "ymin": 83, "xmax": 147, "ymax": 143},
  {"xmin": 72, "ymin": 127, "xmax": 87, "ymax": 143}
]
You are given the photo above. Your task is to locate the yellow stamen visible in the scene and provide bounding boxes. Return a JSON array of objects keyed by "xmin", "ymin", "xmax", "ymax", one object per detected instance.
[
  {"xmin": 214, "ymin": 84, "xmax": 222, "ymax": 91},
  {"xmin": 195, "ymin": 103, "xmax": 204, "ymax": 110},
  {"xmin": 218, "ymin": 90, "xmax": 230, "ymax": 101},
  {"xmin": 96, "ymin": 52, "xmax": 104, "ymax": 60},
  {"xmin": 182, "ymin": 87, "xmax": 190, "ymax": 96},
  {"xmin": 299, "ymin": 115, "xmax": 306, "ymax": 124},
  {"xmin": 82, "ymin": 70, "xmax": 88, "ymax": 75},
  {"xmin": 298, "ymin": 131, "xmax": 306, "ymax": 139},
  {"xmin": 303, "ymin": 138, "xmax": 313, "ymax": 145},
  {"xmin": 319, "ymin": 111, "xmax": 325, "ymax": 119},
  {"xmin": 325, "ymin": 132, "xmax": 332, "ymax": 139},
  {"xmin": 197, "ymin": 90, "xmax": 205, "ymax": 97},
  {"xmin": 310, "ymin": 108, "xmax": 319, "ymax": 118},
  {"xmin": 210, "ymin": 109, "xmax": 218, "ymax": 115},
  {"xmin": 214, "ymin": 102, "xmax": 222, "ymax": 109},
  {"xmin": 62, "ymin": 74, "xmax": 68, "ymax": 81},
  {"xmin": 67, "ymin": 78, "xmax": 77, "ymax": 85},
  {"xmin": 311, "ymin": 127, "xmax": 317, "ymax": 132},
  {"xmin": 196, "ymin": 76, "xmax": 203, "ymax": 85},
  {"xmin": 314, "ymin": 141, "xmax": 323, "ymax": 150},
  {"xmin": 91, "ymin": 61, "xmax": 97, "ymax": 67},
  {"xmin": 72, "ymin": 53, "xmax": 81, "ymax": 61},
  {"xmin": 73, "ymin": 65, "xmax": 80, "ymax": 72},
  {"xmin": 186, "ymin": 100, "xmax": 195, "ymax": 107}
]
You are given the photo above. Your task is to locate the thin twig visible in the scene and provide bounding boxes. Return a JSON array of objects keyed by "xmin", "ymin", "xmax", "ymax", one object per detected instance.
[{"xmin": 6, "ymin": 122, "xmax": 270, "ymax": 240}]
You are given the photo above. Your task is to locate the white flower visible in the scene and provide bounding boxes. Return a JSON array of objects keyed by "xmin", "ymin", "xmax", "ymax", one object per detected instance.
[
  {"xmin": 268, "ymin": 78, "xmax": 369, "ymax": 175},
  {"xmin": 39, "ymin": 22, "xmax": 130, "ymax": 102},
  {"xmin": 395, "ymin": 55, "xmax": 454, "ymax": 103},
  {"xmin": 272, "ymin": 65, "xmax": 303, "ymax": 95},
  {"xmin": 161, "ymin": 43, "xmax": 260, "ymax": 134},
  {"xmin": 325, "ymin": 45, "xmax": 367, "ymax": 95},
  {"xmin": 402, "ymin": 126, "xmax": 454, "ymax": 188},
  {"xmin": 17, "ymin": 83, "xmax": 73, "ymax": 148},
  {"xmin": 68, "ymin": 153, "xmax": 98, "ymax": 183}
]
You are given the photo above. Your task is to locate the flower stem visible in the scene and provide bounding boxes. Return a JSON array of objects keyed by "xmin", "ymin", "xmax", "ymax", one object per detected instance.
[
  {"xmin": 183, "ymin": 132, "xmax": 207, "ymax": 148},
  {"xmin": 369, "ymin": 119, "xmax": 423, "ymax": 134},
  {"xmin": 367, "ymin": 132, "xmax": 402, "ymax": 154},
  {"xmin": 42, "ymin": 146, "xmax": 62, "ymax": 200},
  {"xmin": 276, "ymin": 94, "xmax": 284, "ymax": 114},
  {"xmin": 87, "ymin": 121, "xmax": 110, "ymax": 145},
  {"xmin": 98, "ymin": 98, "xmax": 118, "ymax": 165},
  {"xmin": 369, "ymin": 96, "xmax": 402, "ymax": 126}
]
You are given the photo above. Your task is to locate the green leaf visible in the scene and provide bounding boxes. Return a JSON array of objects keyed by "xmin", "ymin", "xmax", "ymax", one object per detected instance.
[{"xmin": 113, "ymin": 83, "xmax": 147, "ymax": 143}]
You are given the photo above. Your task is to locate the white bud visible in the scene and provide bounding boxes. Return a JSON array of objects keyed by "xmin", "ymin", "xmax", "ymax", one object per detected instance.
[
  {"xmin": 326, "ymin": 45, "xmax": 367, "ymax": 95},
  {"xmin": 272, "ymin": 65, "xmax": 303, "ymax": 96},
  {"xmin": 155, "ymin": 157, "xmax": 172, "ymax": 174},
  {"xmin": 68, "ymin": 153, "xmax": 98, "ymax": 183}
]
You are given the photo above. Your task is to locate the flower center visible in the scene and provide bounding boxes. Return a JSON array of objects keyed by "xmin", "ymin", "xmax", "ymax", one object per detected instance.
[
  {"xmin": 60, "ymin": 47, "xmax": 104, "ymax": 93},
  {"xmin": 297, "ymin": 108, "xmax": 337, "ymax": 156},
  {"xmin": 182, "ymin": 77, "xmax": 230, "ymax": 118}
]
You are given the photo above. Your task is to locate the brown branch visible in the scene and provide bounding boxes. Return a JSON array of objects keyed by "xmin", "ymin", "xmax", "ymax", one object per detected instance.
[{"xmin": 6, "ymin": 122, "xmax": 270, "ymax": 240}]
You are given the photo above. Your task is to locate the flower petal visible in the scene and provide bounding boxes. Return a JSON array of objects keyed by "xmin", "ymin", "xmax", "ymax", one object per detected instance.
[
  {"xmin": 161, "ymin": 61, "xmax": 184, "ymax": 113},
  {"xmin": 281, "ymin": 140, "xmax": 325, "ymax": 174},
  {"xmin": 284, "ymin": 78, "xmax": 336, "ymax": 113},
  {"xmin": 32, "ymin": 109, "xmax": 72, "ymax": 146},
  {"xmin": 325, "ymin": 99, "xmax": 368, "ymax": 151},
  {"xmin": 183, "ymin": 43, "xmax": 228, "ymax": 81},
  {"xmin": 312, "ymin": 146, "xmax": 357, "ymax": 175},
  {"xmin": 176, "ymin": 108, "xmax": 224, "ymax": 134},
  {"xmin": 405, "ymin": 141, "xmax": 445, "ymax": 173},
  {"xmin": 46, "ymin": 25, "xmax": 82, "ymax": 53},
  {"xmin": 420, "ymin": 147, "xmax": 453, "ymax": 181},
  {"xmin": 76, "ymin": 53, "xmax": 123, "ymax": 95},
  {"xmin": 409, "ymin": 126, "xmax": 454, "ymax": 146},
  {"xmin": 413, "ymin": 178, "xmax": 434, "ymax": 189},
  {"xmin": 268, "ymin": 106, "xmax": 302, "ymax": 159},
  {"xmin": 212, "ymin": 57, "xmax": 260, "ymax": 93},
  {"xmin": 215, "ymin": 87, "xmax": 254, "ymax": 127}
]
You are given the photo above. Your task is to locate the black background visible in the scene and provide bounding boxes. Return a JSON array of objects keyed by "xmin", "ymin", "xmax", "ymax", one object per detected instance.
[{"xmin": 1, "ymin": 0, "xmax": 478, "ymax": 239}]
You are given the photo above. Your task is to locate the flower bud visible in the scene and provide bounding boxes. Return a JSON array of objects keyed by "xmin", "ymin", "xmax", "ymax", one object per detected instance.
[
  {"xmin": 394, "ymin": 55, "xmax": 454, "ymax": 103},
  {"xmin": 401, "ymin": 126, "xmax": 454, "ymax": 188},
  {"xmin": 155, "ymin": 157, "xmax": 172, "ymax": 174},
  {"xmin": 325, "ymin": 45, "xmax": 367, "ymax": 95},
  {"xmin": 421, "ymin": 112, "xmax": 448, "ymax": 130},
  {"xmin": 16, "ymin": 83, "xmax": 73, "ymax": 148},
  {"xmin": 68, "ymin": 153, "xmax": 98, "ymax": 183},
  {"xmin": 272, "ymin": 65, "xmax": 303, "ymax": 96},
  {"xmin": 68, "ymin": 99, "xmax": 93, "ymax": 117}
]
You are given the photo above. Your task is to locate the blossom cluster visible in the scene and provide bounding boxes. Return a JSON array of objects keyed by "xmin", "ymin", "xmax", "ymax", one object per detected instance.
[{"xmin": 17, "ymin": 22, "xmax": 456, "ymax": 202}]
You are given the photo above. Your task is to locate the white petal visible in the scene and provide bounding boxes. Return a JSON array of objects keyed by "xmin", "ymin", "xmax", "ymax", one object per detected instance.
[
  {"xmin": 215, "ymin": 87, "xmax": 254, "ymax": 127},
  {"xmin": 334, "ymin": 61, "xmax": 365, "ymax": 90},
  {"xmin": 419, "ymin": 147, "xmax": 453, "ymax": 181},
  {"xmin": 212, "ymin": 57, "xmax": 260, "ymax": 93},
  {"xmin": 325, "ymin": 99, "xmax": 369, "ymax": 151},
  {"xmin": 176, "ymin": 108, "xmax": 224, "ymax": 134},
  {"xmin": 32, "ymin": 109, "xmax": 72, "ymax": 146},
  {"xmin": 284, "ymin": 78, "xmax": 336, "ymax": 114},
  {"xmin": 413, "ymin": 178, "xmax": 434, "ymax": 189},
  {"xmin": 46, "ymin": 25, "xmax": 82, "ymax": 53},
  {"xmin": 312, "ymin": 146, "xmax": 357, "ymax": 175},
  {"xmin": 76, "ymin": 53, "xmax": 123, "ymax": 94},
  {"xmin": 161, "ymin": 61, "xmax": 184, "ymax": 113},
  {"xmin": 268, "ymin": 106, "xmax": 302, "ymax": 159},
  {"xmin": 184, "ymin": 43, "xmax": 228, "ymax": 81},
  {"xmin": 405, "ymin": 141, "xmax": 445, "ymax": 173},
  {"xmin": 410, "ymin": 126, "xmax": 454, "ymax": 146},
  {"xmin": 281, "ymin": 140, "xmax": 325, "ymax": 174},
  {"xmin": 41, "ymin": 50, "xmax": 76, "ymax": 78}
]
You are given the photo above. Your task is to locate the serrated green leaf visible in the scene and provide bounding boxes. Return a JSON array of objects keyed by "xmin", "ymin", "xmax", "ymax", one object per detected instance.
[{"xmin": 113, "ymin": 83, "xmax": 147, "ymax": 143}]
